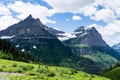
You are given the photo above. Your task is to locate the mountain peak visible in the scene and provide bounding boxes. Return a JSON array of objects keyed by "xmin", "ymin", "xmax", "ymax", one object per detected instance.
[
  {"xmin": 26, "ymin": 14, "xmax": 33, "ymax": 19},
  {"xmin": 87, "ymin": 27, "xmax": 98, "ymax": 33},
  {"xmin": 74, "ymin": 26, "xmax": 85, "ymax": 32}
]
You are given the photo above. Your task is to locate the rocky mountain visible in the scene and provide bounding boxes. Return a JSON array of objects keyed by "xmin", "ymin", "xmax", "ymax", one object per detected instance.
[
  {"xmin": 112, "ymin": 43, "xmax": 120, "ymax": 53},
  {"xmin": 63, "ymin": 26, "xmax": 120, "ymax": 70},
  {"xmin": 0, "ymin": 15, "xmax": 120, "ymax": 74},
  {"xmin": 64, "ymin": 26, "xmax": 109, "ymax": 47},
  {"xmin": 0, "ymin": 15, "xmax": 104, "ymax": 73},
  {"xmin": 0, "ymin": 15, "xmax": 69, "ymax": 63}
]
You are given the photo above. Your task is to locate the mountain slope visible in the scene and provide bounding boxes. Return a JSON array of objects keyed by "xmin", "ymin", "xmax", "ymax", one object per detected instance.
[
  {"xmin": 0, "ymin": 59, "xmax": 110, "ymax": 80},
  {"xmin": 63, "ymin": 26, "xmax": 120, "ymax": 71},
  {"xmin": 0, "ymin": 15, "xmax": 70, "ymax": 64},
  {"xmin": 0, "ymin": 39, "xmax": 32, "ymax": 62},
  {"xmin": 103, "ymin": 65, "xmax": 120, "ymax": 80}
]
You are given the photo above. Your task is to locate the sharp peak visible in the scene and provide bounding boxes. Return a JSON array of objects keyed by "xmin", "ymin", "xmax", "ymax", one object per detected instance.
[
  {"xmin": 26, "ymin": 14, "xmax": 33, "ymax": 19},
  {"xmin": 74, "ymin": 26, "xmax": 86, "ymax": 32},
  {"xmin": 24, "ymin": 14, "xmax": 42, "ymax": 23},
  {"xmin": 87, "ymin": 27, "xmax": 97, "ymax": 31}
]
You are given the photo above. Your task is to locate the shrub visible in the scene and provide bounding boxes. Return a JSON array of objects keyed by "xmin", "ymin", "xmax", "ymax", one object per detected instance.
[
  {"xmin": 21, "ymin": 65, "xmax": 34, "ymax": 71},
  {"xmin": 16, "ymin": 69, "xmax": 23, "ymax": 73},
  {"xmin": 12, "ymin": 63, "xmax": 17, "ymax": 67},
  {"xmin": 22, "ymin": 66, "xmax": 28, "ymax": 71},
  {"xmin": 1, "ymin": 65, "xmax": 6, "ymax": 68},
  {"xmin": 26, "ymin": 65, "xmax": 34, "ymax": 70},
  {"xmin": 70, "ymin": 69, "xmax": 78, "ymax": 75},
  {"xmin": 0, "ymin": 68, "xmax": 3, "ymax": 71},
  {"xmin": 26, "ymin": 71, "xmax": 38, "ymax": 76},
  {"xmin": 36, "ymin": 68, "xmax": 48, "ymax": 74},
  {"xmin": 47, "ymin": 71, "xmax": 56, "ymax": 77}
]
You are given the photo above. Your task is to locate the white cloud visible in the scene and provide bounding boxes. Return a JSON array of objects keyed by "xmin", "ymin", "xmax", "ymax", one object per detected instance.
[
  {"xmin": 91, "ymin": 8, "xmax": 116, "ymax": 23},
  {"xmin": 8, "ymin": 1, "xmax": 55, "ymax": 24},
  {"xmin": 0, "ymin": 15, "xmax": 19, "ymax": 30},
  {"xmin": 0, "ymin": 3, "xmax": 19, "ymax": 31},
  {"xmin": 88, "ymin": 20, "xmax": 120, "ymax": 46},
  {"xmin": 44, "ymin": 0, "xmax": 95, "ymax": 13},
  {"xmin": 72, "ymin": 16, "xmax": 82, "ymax": 20},
  {"xmin": 66, "ymin": 19, "xmax": 69, "ymax": 21},
  {"xmin": 80, "ymin": 5, "xmax": 97, "ymax": 16},
  {"xmin": 0, "ymin": 3, "xmax": 11, "ymax": 15}
]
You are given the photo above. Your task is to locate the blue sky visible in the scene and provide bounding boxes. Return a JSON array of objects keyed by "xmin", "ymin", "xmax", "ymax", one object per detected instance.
[{"xmin": 0, "ymin": 0, "xmax": 120, "ymax": 46}]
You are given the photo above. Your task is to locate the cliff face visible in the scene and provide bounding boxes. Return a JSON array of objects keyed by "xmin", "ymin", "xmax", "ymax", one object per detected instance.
[
  {"xmin": 68, "ymin": 27, "xmax": 109, "ymax": 47},
  {"xmin": 64, "ymin": 26, "xmax": 120, "ymax": 58}
]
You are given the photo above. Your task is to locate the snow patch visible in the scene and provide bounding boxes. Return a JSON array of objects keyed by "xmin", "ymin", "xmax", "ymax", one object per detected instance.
[
  {"xmin": 58, "ymin": 33, "xmax": 76, "ymax": 41},
  {"xmin": 72, "ymin": 31, "xmax": 83, "ymax": 35},
  {"xmin": 33, "ymin": 46, "xmax": 37, "ymax": 49},
  {"xmin": 45, "ymin": 27, "xmax": 49, "ymax": 30},
  {"xmin": 21, "ymin": 49, "xmax": 25, "ymax": 52},
  {"xmin": 16, "ymin": 45, "xmax": 19, "ymax": 48},
  {"xmin": 0, "ymin": 36, "xmax": 14, "ymax": 39},
  {"xmin": 27, "ymin": 28, "xmax": 30, "ymax": 32},
  {"xmin": 52, "ymin": 27, "xmax": 60, "ymax": 30}
]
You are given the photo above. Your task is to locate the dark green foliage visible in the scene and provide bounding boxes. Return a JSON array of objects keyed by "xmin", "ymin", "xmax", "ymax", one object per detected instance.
[
  {"xmin": 36, "ymin": 68, "xmax": 48, "ymax": 74},
  {"xmin": 12, "ymin": 63, "xmax": 17, "ymax": 67},
  {"xmin": 47, "ymin": 71, "xmax": 56, "ymax": 77},
  {"xmin": 70, "ymin": 69, "xmax": 78, "ymax": 75},
  {"xmin": 103, "ymin": 66, "xmax": 120, "ymax": 80},
  {"xmin": 21, "ymin": 65, "xmax": 34, "ymax": 71},
  {"xmin": 0, "ymin": 39, "xmax": 33, "ymax": 62}
]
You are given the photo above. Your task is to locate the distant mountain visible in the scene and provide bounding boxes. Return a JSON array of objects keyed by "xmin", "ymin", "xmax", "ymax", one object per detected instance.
[
  {"xmin": 112, "ymin": 43, "xmax": 120, "ymax": 53},
  {"xmin": 63, "ymin": 26, "xmax": 120, "ymax": 70},
  {"xmin": 64, "ymin": 26, "xmax": 109, "ymax": 47}
]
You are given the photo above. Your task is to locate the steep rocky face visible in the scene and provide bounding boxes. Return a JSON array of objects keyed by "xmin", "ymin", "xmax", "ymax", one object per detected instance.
[
  {"xmin": 73, "ymin": 27, "xmax": 109, "ymax": 47},
  {"xmin": 64, "ymin": 26, "xmax": 120, "ymax": 58},
  {"xmin": 63, "ymin": 26, "xmax": 120, "ymax": 71},
  {"xmin": 45, "ymin": 26, "xmax": 65, "ymax": 37},
  {"xmin": 0, "ymin": 15, "xmax": 55, "ymax": 38},
  {"xmin": 0, "ymin": 15, "xmax": 72, "ymax": 64}
]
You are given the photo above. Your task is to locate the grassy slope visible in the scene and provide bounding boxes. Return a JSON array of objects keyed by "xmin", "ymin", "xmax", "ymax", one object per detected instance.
[
  {"xmin": 0, "ymin": 59, "xmax": 110, "ymax": 80},
  {"xmin": 103, "ymin": 67, "xmax": 120, "ymax": 80},
  {"xmin": 83, "ymin": 52, "xmax": 118, "ymax": 69}
]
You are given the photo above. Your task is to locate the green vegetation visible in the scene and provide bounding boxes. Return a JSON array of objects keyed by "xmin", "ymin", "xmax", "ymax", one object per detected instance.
[
  {"xmin": 0, "ymin": 39, "xmax": 33, "ymax": 62},
  {"xmin": 0, "ymin": 59, "xmax": 110, "ymax": 80},
  {"xmin": 73, "ymin": 44, "xmax": 88, "ymax": 48},
  {"xmin": 83, "ymin": 52, "xmax": 118, "ymax": 70},
  {"xmin": 0, "ymin": 39, "xmax": 109, "ymax": 74},
  {"xmin": 103, "ymin": 67, "xmax": 120, "ymax": 80},
  {"xmin": 102, "ymin": 63, "xmax": 120, "ymax": 80}
]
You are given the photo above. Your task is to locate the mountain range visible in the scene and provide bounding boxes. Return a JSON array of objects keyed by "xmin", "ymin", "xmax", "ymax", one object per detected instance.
[{"xmin": 0, "ymin": 15, "xmax": 120, "ymax": 74}]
